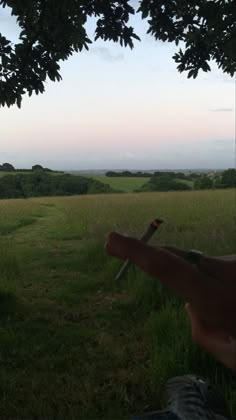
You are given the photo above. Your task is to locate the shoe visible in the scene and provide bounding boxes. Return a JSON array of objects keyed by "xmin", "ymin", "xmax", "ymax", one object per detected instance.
[{"xmin": 165, "ymin": 374, "xmax": 230, "ymax": 420}]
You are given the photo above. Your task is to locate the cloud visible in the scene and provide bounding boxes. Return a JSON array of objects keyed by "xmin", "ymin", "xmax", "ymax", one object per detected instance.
[
  {"xmin": 210, "ymin": 108, "xmax": 233, "ymax": 112},
  {"xmin": 90, "ymin": 47, "xmax": 124, "ymax": 62}
]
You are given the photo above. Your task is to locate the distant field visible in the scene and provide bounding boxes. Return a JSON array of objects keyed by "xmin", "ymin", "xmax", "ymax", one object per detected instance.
[
  {"xmin": 175, "ymin": 178, "xmax": 194, "ymax": 188},
  {"xmin": 0, "ymin": 171, "xmax": 63, "ymax": 177},
  {"xmin": 0, "ymin": 189, "xmax": 235, "ymax": 418},
  {"xmin": 88, "ymin": 175, "xmax": 150, "ymax": 192},
  {"xmin": 0, "ymin": 171, "xmax": 30, "ymax": 177},
  {"xmin": 89, "ymin": 176, "xmax": 194, "ymax": 192}
]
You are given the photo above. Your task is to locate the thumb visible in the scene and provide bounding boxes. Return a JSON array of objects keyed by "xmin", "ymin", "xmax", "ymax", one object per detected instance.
[{"xmin": 185, "ymin": 303, "xmax": 236, "ymax": 371}]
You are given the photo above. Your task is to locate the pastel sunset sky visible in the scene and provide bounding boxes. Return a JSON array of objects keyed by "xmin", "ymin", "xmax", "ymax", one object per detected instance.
[{"xmin": 0, "ymin": 5, "xmax": 235, "ymax": 170}]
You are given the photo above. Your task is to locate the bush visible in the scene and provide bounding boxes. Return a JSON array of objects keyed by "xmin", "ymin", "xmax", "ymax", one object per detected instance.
[
  {"xmin": 0, "ymin": 173, "xmax": 114, "ymax": 199},
  {"xmin": 139, "ymin": 176, "xmax": 191, "ymax": 192},
  {"xmin": 221, "ymin": 169, "xmax": 236, "ymax": 188},
  {"xmin": 194, "ymin": 176, "xmax": 213, "ymax": 190},
  {"xmin": 0, "ymin": 163, "xmax": 15, "ymax": 171}
]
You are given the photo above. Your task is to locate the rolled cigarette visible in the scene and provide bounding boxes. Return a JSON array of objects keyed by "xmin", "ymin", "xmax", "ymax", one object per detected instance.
[{"xmin": 115, "ymin": 218, "xmax": 163, "ymax": 281}]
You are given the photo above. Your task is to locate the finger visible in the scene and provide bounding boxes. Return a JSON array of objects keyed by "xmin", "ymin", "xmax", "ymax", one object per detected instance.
[
  {"xmin": 199, "ymin": 257, "xmax": 236, "ymax": 281},
  {"xmin": 162, "ymin": 246, "xmax": 189, "ymax": 259},
  {"xmin": 163, "ymin": 246, "xmax": 235, "ymax": 280},
  {"xmin": 105, "ymin": 232, "xmax": 211, "ymax": 302}
]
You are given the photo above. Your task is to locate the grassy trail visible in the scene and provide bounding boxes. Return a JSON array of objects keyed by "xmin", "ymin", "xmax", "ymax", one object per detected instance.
[
  {"xmin": 0, "ymin": 191, "xmax": 235, "ymax": 418},
  {"xmin": 0, "ymin": 200, "xmax": 156, "ymax": 419}
]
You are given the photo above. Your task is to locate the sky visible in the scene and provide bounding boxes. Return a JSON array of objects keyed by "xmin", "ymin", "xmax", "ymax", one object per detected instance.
[{"xmin": 0, "ymin": 5, "xmax": 235, "ymax": 170}]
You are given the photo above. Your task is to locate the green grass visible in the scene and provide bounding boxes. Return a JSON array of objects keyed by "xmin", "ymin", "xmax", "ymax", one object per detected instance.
[
  {"xmin": 0, "ymin": 171, "xmax": 29, "ymax": 177},
  {"xmin": 88, "ymin": 176, "xmax": 150, "ymax": 192},
  {"xmin": 0, "ymin": 190, "xmax": 235, "ymax": 418},
  {"xmin": 0, "ymin": 199, "xmax": 45, "ymax": 235},
  {"xmin": 89, "ymin": 176, "xmax": 194, "ymax": 192},
  {"xmin": 0, "ymin": 171, "xmax": 42, "ymax": 177},
  {"xmin": 0, "ymin": 171, "xmax": 64, "ymax": 178},
  {"xmin": 175, "ymin": 178, "xmax": 194, "ymax": 188}
]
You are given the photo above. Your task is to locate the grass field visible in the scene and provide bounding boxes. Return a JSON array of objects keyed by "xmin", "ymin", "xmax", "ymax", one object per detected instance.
[
  {"xmin": 0, "ymin": 171, "xmax": 63, "ymax": 178},
  {"xmin": 89, "ymin": 176, "xmax": 150, "ymax": 192},
  {"xmin": 0, "ymin": 171, "xmax": 30, "ymax": 177},
  {"xmin": 89, "ymin": 176, "xmax": 194, "ymax": 192},
  {"xmin": 175, "ymin": 178, "xmax": 194, "ymax": 188},
  {"xmin": 0, "ymin": 190, "xmax": 235, "ymax": 419}
]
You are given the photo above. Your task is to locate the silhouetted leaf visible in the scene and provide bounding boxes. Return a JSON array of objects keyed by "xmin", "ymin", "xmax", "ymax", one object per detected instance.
[{"xmin": 0, "ymin": 0, "xmax": 235, "ymax": 107}]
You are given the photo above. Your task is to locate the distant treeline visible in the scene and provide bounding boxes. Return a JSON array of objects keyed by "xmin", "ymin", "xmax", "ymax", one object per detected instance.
[
  {"xmin": 106, "ymin": 171, "xmax": 150, "ymax": 177},
  {"xmin": 137, "ymin": 169, "xmax": 236, "ymax": 192},
  {"xmin": 1, "ymin": 166, "xmax": 235, "ymax": 197},
  {"xmin": 0, "ymin": 173, "xmax": 112, "ymax": 199},
  {"xmin": 106, "ymin": 170, "xmax": 198, "ymax": 179},
  {"xmin": 0, "ymin": 162, "xmax": 62, "ymax": 173},
  {"xmin": 193, "ymin": 169, "xmax": 236, "ymax": 189}
]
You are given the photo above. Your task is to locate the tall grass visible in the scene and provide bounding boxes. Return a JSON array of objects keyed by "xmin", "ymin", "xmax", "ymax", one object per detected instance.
[
  {"xmin": 0, "ymin": 199, "xmax": 44, "ymax": 234},
  {"xmin": 40, "ymin": 189, "xmax": 235, "ymax": 254},
  {"xmin": 0, "ymin": 189, "xmax": 235, "ymax": 418}
]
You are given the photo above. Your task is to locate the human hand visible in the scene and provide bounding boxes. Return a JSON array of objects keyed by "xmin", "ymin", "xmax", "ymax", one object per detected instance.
[
  {"xmin": 105, "ymin": 232, "xmax": 236, "ymax": 369},
  {"xmin": 185, "ymin": 303, "xmax": 236, "ymax": 371}
]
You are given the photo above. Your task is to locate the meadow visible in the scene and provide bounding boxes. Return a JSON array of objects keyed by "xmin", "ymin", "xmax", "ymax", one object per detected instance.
[
  {"xmin": 0, "ymin": 189, "xmax": 235, "ymax": 419},
  {"xmin": 88, "ymin": 176, "xmax": 150, "ymax": 192},
  {"xmin": 0, "ymin": 171, "xmax": 30, "ymax": 177}
]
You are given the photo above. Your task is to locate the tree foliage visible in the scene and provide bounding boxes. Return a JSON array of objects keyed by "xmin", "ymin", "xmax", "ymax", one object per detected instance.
[
  {"xmin": 0, "ymin": 162, "xmax": 15, "ymax": 171},
  {"xmin": 194, "ymin": 175, "xmax": 213, "ymax": 190},
  {"xmin": 221, "ymin": 168, "xmax": 236, "ymax": 188},
  {"xmin": 0, "ymin": 0, "xmax": 235, "ymax": 108},
  {"xmin": 140, "ymin": 174, "xmax": 192, "ymax": 192},
  {"xmin": 0, "ymin": 172, "xmax": 113, "ymax": 199},
  {"xmin": 32, "ymin": 164, "xmax": 44, "ymax": 171}
]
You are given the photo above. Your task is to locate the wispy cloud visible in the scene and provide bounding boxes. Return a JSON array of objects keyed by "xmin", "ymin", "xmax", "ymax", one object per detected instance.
[
  {"xmin": 90, "ymin": 47, "xmax": 124, "ymax": 62},
  {"xmin": 210, "ymin": 108, "xmax": 233, "ymax": 112}
]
